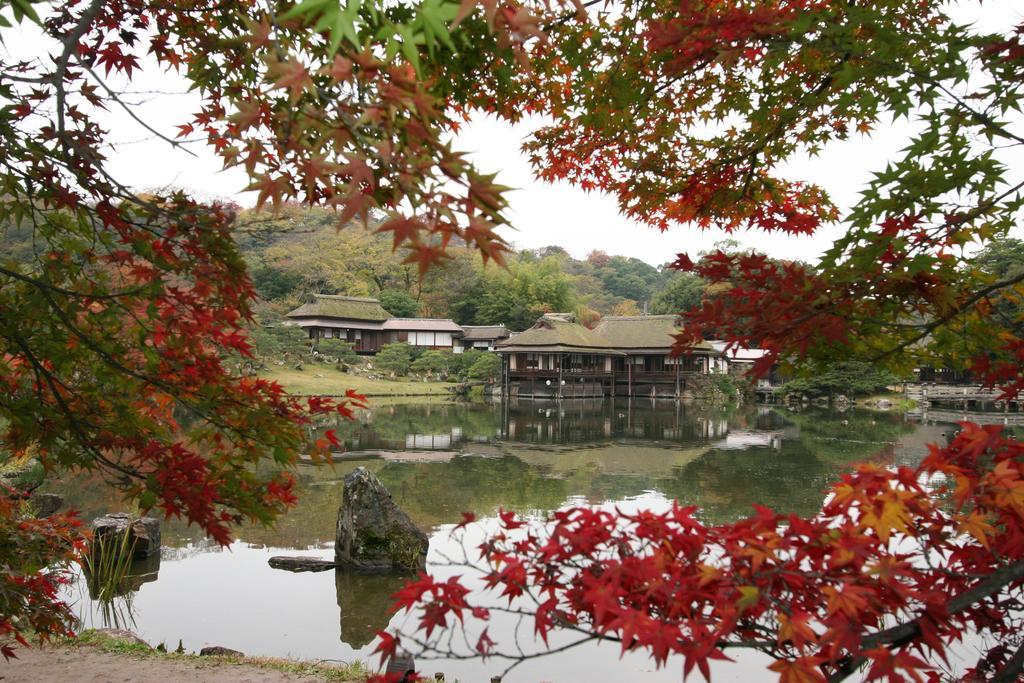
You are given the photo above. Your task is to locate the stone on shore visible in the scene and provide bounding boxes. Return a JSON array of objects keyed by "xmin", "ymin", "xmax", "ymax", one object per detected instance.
[
  {"xmin": 268, "ymin": 556, "xmax": 338, "ymax": 572},
  {"xmin": 199, "ymin": 645, "xmax": 244, "ymax": 657},
  {"xmin": 335, "ymin": 467, "xmax": 428, "ymax": 573},
  {"xmin": 94, "ymin": 629, "xmax": 151, "ymax": 648},
  {"xmin": 90, "ymin": 513, "xmax": 161, "ymax": 559}
]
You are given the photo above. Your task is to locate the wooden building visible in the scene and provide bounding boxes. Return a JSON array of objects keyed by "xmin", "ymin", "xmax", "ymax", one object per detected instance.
[
  {"xmin": 496, "ymin": 314, "xmax": 728, "ymax": 398},
  {"xmin": 593, "ymin": 315, "xmax": 722, "ymax": 397},
  {"xmin": 382, "ymin": 318, "xmax": 464, "ymax": 350},
  {"xmin": 497, "ymin": 315, "xmax": 623, "ymax": 398},
  {"xmin": 711, "ymin": 344, "xmax": 784, "ymax": 400},
  {"xmin": 286, "ymin": 295, "xmax": 464, "ymax": 353},
  {"xmin": 457, "ymin": 325, "xmax": 510, "ymax": 352},
  {"xmin": 285, "ymin": 294, "xmax": 391, "ymax": 353}
]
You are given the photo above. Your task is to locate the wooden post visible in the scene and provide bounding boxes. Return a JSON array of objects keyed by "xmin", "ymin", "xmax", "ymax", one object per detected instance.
[
  {"xmin": 501, "ymin": 354, "xmax": 508, "ymax": 400},
  {"xmin": 675, "ymin": 361, "xmax": 680, "ymax": 398},
  {"xmin": 557, "ymin": 353, "xmax": 563, "ymax": 400},
  {"xmin": 628, "ymin": 358, "xmax": 632, "ymax": 397}
]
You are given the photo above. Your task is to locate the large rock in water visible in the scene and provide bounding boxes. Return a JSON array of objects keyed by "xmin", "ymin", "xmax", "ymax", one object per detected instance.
[
  {"xmin": 335, "ymin": 467, "xmax": 428, "ymax": 572},
  {"xmin": 91, "ymin": 513, "xmax": 161, "ymax": 560}
]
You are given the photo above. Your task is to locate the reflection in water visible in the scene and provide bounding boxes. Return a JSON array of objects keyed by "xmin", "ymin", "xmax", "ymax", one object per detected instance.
[
  {"xmin": 84, "ymin": 554, "xmax": 161, "ymax": 601},
  {"xmin": 335, "ymin": 571, "xmax": 408, "ymax": 648},
  {"xmin": 57, "ymin": 400, "xmax": 935, "ymax": 681}
]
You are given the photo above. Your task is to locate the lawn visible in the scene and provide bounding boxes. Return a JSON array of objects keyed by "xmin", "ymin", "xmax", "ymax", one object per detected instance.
[{"xmin": 261, "ymin": 365, "xmax": 452, "ymax": 397}]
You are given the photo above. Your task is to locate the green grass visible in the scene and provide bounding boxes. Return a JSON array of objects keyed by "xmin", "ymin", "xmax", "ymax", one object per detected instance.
[
  {"xmin": 72, "ymin": 630, "xmax": 369, "ymax": 681},
  {"xmin": 262, "ymin": 366, "xmax": 451, "ymax": 397}
]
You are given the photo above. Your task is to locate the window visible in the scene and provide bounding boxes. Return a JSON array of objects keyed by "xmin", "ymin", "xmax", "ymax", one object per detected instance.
[{"xmin": 324, "ymin": 328, "xmax": 333, "ymax": 339}]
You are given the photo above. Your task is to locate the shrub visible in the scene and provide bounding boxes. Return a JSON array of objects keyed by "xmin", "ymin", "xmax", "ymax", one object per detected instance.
[
  {"xmin": 411, "ymin": 350, "xmax": 454, "ymax": 378},
  {"xmin": 468, "ymin": 353, "xmax": 502, "ymax": 382},
  {"xmin": 375, "ymin": 343, "xmax": 413, "ymax": 376},
  {"xmin": 315, "ymin": 339, "xmax": 360, "ymax": 368}
]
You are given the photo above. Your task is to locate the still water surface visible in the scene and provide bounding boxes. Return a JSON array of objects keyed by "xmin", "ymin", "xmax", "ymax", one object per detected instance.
[{"xmin": 57, "ymin": 399, "xmax": 956, "ymax": 682}]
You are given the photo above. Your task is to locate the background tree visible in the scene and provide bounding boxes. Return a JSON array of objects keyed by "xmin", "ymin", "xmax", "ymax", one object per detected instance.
[
  {"xmin": 475, "ymin": 257, "xmax": 576, "ymax": 329},
  {"xmin": 780, "ymin": 361, "xmax": 901, "ymax": 399},
  {"xmin": 974, "ymin": 238, "xmax": 1024, "ymax": 280},
  {"xmin": 650, "ymin": 272, "xmax": 705, "ymax": 316},
  {"xmin": 379, "ymin": 290, "xmax": 421, "ymax": 318}
]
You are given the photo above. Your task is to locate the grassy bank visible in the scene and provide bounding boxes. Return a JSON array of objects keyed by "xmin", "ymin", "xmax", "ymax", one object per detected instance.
[
  {"xmin": 70, "ymin": 629, "xmax": 368, "ymax": 681},
  {"xmin": 855, "ymin": 392, "xmax": 916, "ymax": 411},
  {"xmin": 261, "ymin": 365, "xmax": 452, "ymax": 397}
]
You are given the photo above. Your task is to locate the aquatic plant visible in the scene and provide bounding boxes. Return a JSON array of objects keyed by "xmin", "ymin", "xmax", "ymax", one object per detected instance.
[{"xmin": 81, "ymin": 526, "xmax": 137, "ymax": 604}]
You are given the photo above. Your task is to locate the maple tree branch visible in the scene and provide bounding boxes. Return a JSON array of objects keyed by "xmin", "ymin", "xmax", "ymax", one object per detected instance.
[
  {"xmin": 2, "ymin": 320, "xmax": 143, "ymax": 482},
  {"xmin": 992, "ymin": 639, "xmax": 1024, "ymax": 683},
  {"xmin": 77, "ymin": 62, "xmax": 199, "ymax": 157},
  {"xmin": 0, "ymin": 265, "xmax": 145, "ymax": 301},
  {"xmin": 52, "ymin": 0, "xmax": 105, "ymax": 146},
  {"xmin": 542, "ymin": 0, "xmax": 604, "ymax": 30},
  {"xmin": 867, "ymin": 269, "xmax": 1024, "ymax": 363},
  {"xmin": 828, "ymin": 559, "xmax": 1024, "ymax": 682}
]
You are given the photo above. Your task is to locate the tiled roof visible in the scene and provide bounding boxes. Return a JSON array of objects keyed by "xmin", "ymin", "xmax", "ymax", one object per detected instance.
[
  {"xmin": 460, "ymin": 325, "xmax": 509, "ymax": 340},
  {"xmin": 382, "ymin": 318, "xmax": 464, "ymax": 333},
  {"xmin": 593, "ymin": 315, "xmax": 716, "ymax": 352},
  {"xmin": 286, "ymin": 294, "xmax": 390, "ymax": 322}
]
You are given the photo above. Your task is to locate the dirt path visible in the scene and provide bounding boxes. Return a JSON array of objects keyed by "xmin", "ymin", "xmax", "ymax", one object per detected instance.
[{"xmin": 0, "ymin": 641, "xmax": 356, "ymax": 682}]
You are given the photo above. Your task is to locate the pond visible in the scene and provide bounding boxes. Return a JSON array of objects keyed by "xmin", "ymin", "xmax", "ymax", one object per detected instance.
[{"xmin": 55, "ymin": 399, "xmax": 957, "ymax": 681}]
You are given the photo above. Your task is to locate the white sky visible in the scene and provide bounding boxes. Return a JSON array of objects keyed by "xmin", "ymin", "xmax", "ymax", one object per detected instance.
[{"xmin": 7, "ymin": 1, "xmax": 1023, "ymax": 267}]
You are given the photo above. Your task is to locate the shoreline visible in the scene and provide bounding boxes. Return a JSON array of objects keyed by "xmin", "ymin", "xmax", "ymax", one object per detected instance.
[{"xmin": 2, "ymin": 630, "xmax": 368, "ymax": 682}]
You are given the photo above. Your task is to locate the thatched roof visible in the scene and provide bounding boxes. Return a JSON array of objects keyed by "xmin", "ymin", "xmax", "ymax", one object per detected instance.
[
  {"xmin": 593, "ymin": 315, "xmax": 716, "ymax": 353},
  {"xmin": 286, "ymin": 294, "xmax": 391, "ymax": 322},
  {"xmin": 497, "ymin": 316, "xmax": 624, "ymax": 355}
]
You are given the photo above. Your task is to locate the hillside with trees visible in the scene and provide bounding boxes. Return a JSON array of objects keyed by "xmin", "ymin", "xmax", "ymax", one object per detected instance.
[{"xmin": 237, "ymin": 205, "xmax": 685, "ymax": 329}]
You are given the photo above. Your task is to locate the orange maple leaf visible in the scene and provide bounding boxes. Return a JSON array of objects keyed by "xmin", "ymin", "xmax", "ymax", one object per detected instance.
[{"xmin": 267, "ymin": 56, "xmax": 312, "ymax": 102}]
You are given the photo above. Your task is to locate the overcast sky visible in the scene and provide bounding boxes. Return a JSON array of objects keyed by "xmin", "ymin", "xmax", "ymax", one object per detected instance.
[{"xmin": 7, "ymin": 1, "xmax": 1023, "ymax": 267}]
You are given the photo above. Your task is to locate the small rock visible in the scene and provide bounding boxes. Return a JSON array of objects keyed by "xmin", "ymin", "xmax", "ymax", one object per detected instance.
[
  {"xmin": 335, "ymin": 467, "xmax": 428, "ymax": 573},
  {"xmin": 199, "ymin": 646, "xmax": 243, "ymax": 657},
  {"xmin": 268, "ymin": 556, "xmax": 338, "ymax": 572},
  {"xmin": 94, "ymin": 629, "xmax": 150, "ymax": 648},
  {"xmin": 91, "ymin": 513, "xmax": 161, "ymax": 559}
]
